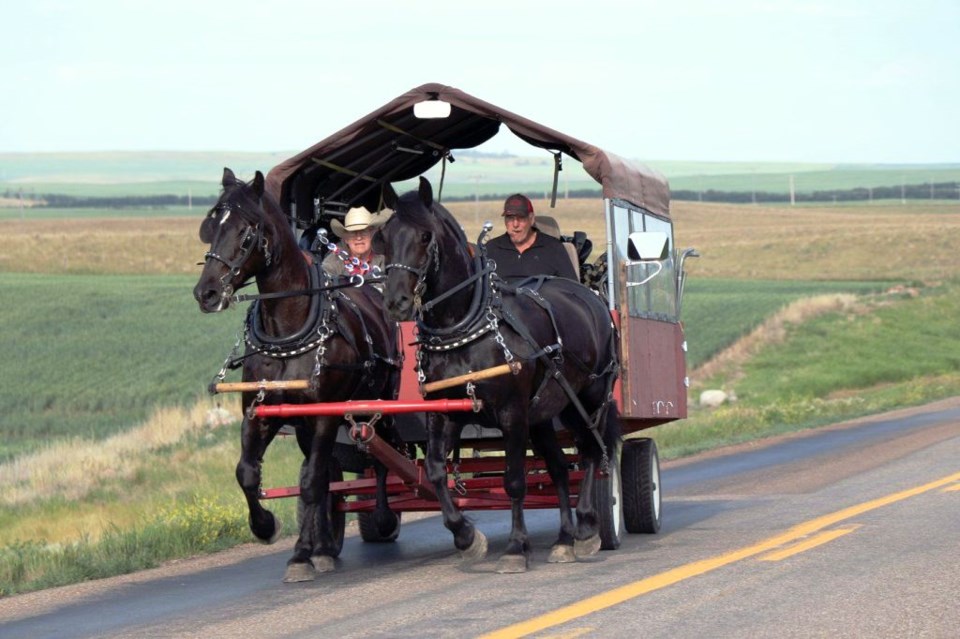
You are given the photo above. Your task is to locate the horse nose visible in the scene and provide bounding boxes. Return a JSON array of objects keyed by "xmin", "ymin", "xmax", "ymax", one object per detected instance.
[
  {"xmin": 193, "ymin": 283, "xmax": 223, "ymax": 313},
  {"xmin": 386, "ymin": 295, "xmax": 412, "ymax": 321}
]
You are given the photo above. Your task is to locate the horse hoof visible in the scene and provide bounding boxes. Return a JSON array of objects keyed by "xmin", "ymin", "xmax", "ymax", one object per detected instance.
[
  {"xmin": 547, "ymin": 544, "xmax": 576, "ymax": 564},
  {"xmin": 256, "ymin": 515, "xmax": 283, "ymax": 545},
  {"xmin": 460, "ymin": 529, "xmax": 488, "ymax": 564},
  {"xmin": 310, "ymin": 555, "xmax": 336, "ymax": 573},
  {"xmin": 282, "ymin": 561, "xmax": 315, "ymax": 583},
  {"xmin": 574, "ymin": 534, "xmax": 602, "ymax": 558},
  {"xmin": 495, "ymin": 554, "xmax": 529, "ymax": 574}
]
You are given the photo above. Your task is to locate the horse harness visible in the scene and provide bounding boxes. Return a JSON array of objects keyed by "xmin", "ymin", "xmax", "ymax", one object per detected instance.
[
  {"xmin": 211, "ymin": 262, "xmax": 399, "ymax": 392},
  {"xmin": 406, "ymin": 241, "xmax": 619, "ymax": 464}
]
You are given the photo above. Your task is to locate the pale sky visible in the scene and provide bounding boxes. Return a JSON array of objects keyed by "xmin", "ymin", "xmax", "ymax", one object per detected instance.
[{"xmin": 3, "ymin": 0, "xmax": 957, "ymax": 163}]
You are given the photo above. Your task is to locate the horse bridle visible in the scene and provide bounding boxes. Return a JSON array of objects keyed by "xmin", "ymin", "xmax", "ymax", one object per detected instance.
[
  {"xmin": 385, "ymin": 233, "xmax": 438, "ymax": 313},
  {"xmin": 201, "ymin": 205, "xmax": 273, "ymax": 297},
  {"xmin": 386, "ymin": 222, "xmax": 494, "ymax": 337}
]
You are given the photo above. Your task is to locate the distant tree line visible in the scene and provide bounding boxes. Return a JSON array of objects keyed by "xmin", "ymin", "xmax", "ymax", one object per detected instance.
[
  {"xmin": 670, "ymin": 181, "xmax": 960, "ymax": 204},
  {"xmin": 7, "ymin": 181, "xmax": 959, "ymax": 208},
  {"xmin": 5, "ymin": 192, "xmax": 219, "ymax": 208}
]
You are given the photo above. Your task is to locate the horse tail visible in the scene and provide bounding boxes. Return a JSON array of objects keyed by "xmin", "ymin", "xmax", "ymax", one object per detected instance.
[{"xmin": 603, "ymin": 401, "xmax": 622, "ymax": 453}]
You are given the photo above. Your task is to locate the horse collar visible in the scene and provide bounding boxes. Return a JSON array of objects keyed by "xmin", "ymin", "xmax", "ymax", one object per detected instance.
[{"xmin": 244, "ymin": 263, "xmax": 328, "ymax": 359}]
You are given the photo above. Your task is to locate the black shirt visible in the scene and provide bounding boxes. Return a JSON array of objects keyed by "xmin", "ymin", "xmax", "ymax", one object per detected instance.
[{"xmin": 485, "ymin": 229, "xmax": 578, "ymax": 280}]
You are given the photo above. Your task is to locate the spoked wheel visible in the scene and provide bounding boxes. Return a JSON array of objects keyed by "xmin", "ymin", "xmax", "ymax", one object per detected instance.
[
  {"xmin": 622, "ymin": 438, "xmax": 661, "ymax": 534},
  {"xmin": 594, "ymin": 440, "xmax": 624, "ymax": 550},
  {"xmin": 296, "ymin": 457, "xmax": 346, "ymax": 557},
  {"xmin": 358, "ymin": 510, "xmax": 402, "ymax": 543}
]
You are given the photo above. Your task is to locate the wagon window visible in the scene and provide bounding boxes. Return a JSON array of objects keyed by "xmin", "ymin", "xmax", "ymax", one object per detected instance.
[
  {"xmin": 633, "ymin": 214, "xmax": 676, "ymax": 321},
  {"xmin": 608, "ymin": 200, "xmax": 677, "ymax": 321}
]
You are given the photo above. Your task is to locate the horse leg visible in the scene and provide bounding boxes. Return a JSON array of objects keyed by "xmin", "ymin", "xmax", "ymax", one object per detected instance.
[
  {"xmin": 369, "ymin": 458, "xmax": 401, "ymax": 540},
  {"xmin": 235, "ymin": 414, "xmax": 282, "ymax": 545},
  {"xmin": 496, "ymin": 414, "xmax": 532, "ymax": 574},
  {"xmin": 529, "ymin": 419, "xmax": 576, "ymax": 564},
  {"xmin": 307, "ymin": 420, "xmax": 341, "ymax": 574},
  {"xmin": 424, "ymin": 413, "xmax": 486, "ymax": 562},
  {"xmin": 283, "ymin": 418, "xmax": 339, "ymax": 582},
  {"xmin": 566, "ymin": 403, "xmax": 605, "ymax": 558}
]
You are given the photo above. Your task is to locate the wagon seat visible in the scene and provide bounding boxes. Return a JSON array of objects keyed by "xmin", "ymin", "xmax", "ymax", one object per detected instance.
[{"xmin": 536, "ymin": 215, "xmax": 580, "ymax": 280}]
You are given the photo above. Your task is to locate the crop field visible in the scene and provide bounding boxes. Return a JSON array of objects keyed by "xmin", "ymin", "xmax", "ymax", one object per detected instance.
[{"xmin": 2, "ymin": 198, "xmax": 958, "ymax": 458}]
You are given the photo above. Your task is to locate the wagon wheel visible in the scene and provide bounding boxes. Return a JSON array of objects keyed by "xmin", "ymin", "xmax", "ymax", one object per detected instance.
[
  {"xmin": 622, "ymin": 438, "xmax": 661, "ymax": 534},
  {"xmin": 358, "ymin": 510, "xmax": 402, "ymax": 543},
  {"xmin": 594, "ymin": 439, "xmax": 624, "ymax": 550},
  {"xmin": 296, "ymin": 457, "xmax": 346, "ymax": 557}
]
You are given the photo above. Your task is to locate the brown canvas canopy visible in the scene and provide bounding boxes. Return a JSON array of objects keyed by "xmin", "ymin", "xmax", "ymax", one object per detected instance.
[{"xmin": 266, "ymin": 82, "xmax": 670, "ymax": 227}]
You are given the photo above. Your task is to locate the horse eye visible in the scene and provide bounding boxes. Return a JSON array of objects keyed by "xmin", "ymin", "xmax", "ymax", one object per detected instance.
[
  {"xmin": 240, "ymin": 230, "xmax": 254, "ymax": 250},
  {"xmin": 420, "ymin": 231, "xmax": 431, "ymax": 243}
]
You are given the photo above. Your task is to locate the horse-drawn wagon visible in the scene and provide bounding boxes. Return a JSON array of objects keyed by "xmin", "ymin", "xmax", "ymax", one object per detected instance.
[{"xmin": 194, "ymin": 83, "xmax": 696, "ymax": 580}]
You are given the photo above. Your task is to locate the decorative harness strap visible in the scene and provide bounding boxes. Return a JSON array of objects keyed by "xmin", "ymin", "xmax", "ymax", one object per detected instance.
[{"xmin": 218, "ymin": 264, "xmax": 399, "ymax": 373}]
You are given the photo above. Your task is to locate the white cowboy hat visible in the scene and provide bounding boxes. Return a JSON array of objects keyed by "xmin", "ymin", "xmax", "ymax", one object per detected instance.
[{"xmin": 330, "ymin": 206, "xmax": 389, "ymax": 236}]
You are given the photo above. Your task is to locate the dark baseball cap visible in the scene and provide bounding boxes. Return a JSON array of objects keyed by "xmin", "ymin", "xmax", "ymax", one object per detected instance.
[{"xmin": 502, "ymin": 193, "xmax": 533, "ymax": 217}]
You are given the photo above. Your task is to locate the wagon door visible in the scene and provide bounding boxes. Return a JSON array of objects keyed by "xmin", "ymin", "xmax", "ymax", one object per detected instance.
[{"xmin": 606, "ymin": 199, "xmax": 689, "ymax": 426}]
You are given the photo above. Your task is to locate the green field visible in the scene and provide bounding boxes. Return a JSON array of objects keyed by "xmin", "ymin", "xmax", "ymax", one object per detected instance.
[
  {"xmin": 682, "ymin": 279, "xmax": 893, "ymax": 366},
  {"xmin": 0, "ymin": 271, "xmax": 914, "ymax": 462},
  {"xmin": 0, "ymin": 273, "xmax": 239, "ymax": 459}
]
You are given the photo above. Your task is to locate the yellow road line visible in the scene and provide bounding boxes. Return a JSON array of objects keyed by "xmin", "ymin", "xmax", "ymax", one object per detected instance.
[
  {"xmin": 478, "ymin": 470, "xmax": 960, "ymax": 639},
  {"xmin": 942, "ymin": 483, "xmax": 960, "ymax": 492},
  {"xmin": 758, "ymin": 524, "xmax": 860, "ymax": 562}
]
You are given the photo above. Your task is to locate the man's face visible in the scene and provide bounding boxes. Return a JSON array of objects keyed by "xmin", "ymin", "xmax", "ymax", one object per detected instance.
[
  {"xmin": 504, "ymin": 213, "xmax": 535, "ymax": 246},
  {"xmin": 344, "ymin": 228, "xmax": 373, "ymax": 257}
]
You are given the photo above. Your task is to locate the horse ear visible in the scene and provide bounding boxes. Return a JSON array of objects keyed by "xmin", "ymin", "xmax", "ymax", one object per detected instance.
[
  {"xmin": 382, "ymin": 182, "xmax": 398, "ymax": 209},
  {"xmin": 222, "ymin": 167, "xmax": 237, "ymax": 187},
  {"xmin": 252, "ymin": 170, "xmax": 265, "ymax": 198},
  {"xmin": 418, "ymin": 176, "xmax": 433, "ymax": 208}
]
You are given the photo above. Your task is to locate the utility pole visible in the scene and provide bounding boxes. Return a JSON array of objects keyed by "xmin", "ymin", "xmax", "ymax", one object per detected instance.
[{"xmin": 789, "ymin": 175, "xmax": 795, "ymax": 206}]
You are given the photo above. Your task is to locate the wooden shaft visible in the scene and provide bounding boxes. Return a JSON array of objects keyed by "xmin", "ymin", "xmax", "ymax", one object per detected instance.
[
  {"xmin": 422, "ymin": 363, "xmax": 520, "ymax": 394},
  {"xmin": 214, "ymin": 380, "xmax": 311, "ymax": 393}
]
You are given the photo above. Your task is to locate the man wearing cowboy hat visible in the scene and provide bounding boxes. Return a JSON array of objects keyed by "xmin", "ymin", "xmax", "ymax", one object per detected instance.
[{"xmin": 321, "ymin": 206, "xmax": 389, "ymax": 285}]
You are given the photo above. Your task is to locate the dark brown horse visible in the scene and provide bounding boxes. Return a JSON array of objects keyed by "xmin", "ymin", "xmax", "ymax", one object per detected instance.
[
  {"xmin": 379, "ymin": 177, "xmax": 621, "ymax": 573},
  {"xmin": 193, "ymin": 168, "xmax": 401, "ymax": 582}
]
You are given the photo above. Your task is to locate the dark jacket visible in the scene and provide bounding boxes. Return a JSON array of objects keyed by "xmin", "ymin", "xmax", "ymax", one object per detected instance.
[{"xmin": 485, "ymin": 229, "xmax": 577, "ymax": 280}]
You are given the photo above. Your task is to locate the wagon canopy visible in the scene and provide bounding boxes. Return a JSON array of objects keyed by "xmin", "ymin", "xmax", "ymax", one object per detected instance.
[{"xmin": 266, "ymin": 82, "xmax": 670, "ymax": 227}]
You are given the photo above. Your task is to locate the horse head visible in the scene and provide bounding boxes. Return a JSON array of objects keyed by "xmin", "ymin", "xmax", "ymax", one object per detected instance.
[
  {"xmin": 380, "ymin": 177, "xmax": 443, "ymax": 321},
  {"xmin": 194, "ymin": 168, "xmax": 282, "ymax": 313}
]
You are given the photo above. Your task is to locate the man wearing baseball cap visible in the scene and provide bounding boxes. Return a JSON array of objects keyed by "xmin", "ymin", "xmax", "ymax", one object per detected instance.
[{"xmin": 484, "ymin": 193, "xmax": 577, "ymax": 280}]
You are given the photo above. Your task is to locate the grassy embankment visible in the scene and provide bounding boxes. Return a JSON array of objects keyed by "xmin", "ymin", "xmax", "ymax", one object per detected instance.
[{"xmin": 2, "ymin": 199, "xmax": 959, "ymax": 595}]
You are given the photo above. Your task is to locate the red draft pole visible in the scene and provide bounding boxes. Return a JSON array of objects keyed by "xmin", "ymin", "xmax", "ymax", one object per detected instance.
[{"xmin": 255, "ymin": 398, "xmax": 479, "ymax": 418}]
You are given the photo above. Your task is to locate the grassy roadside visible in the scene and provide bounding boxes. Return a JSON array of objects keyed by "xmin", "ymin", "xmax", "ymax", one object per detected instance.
[{"xmin": 654, "ymin": 280, "xmax": 960, "ymax": 458}]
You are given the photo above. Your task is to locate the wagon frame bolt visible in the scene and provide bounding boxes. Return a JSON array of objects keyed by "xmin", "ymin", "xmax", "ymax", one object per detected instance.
[{"xmin": 346, "ymin": 413, "xmax": 380, "ymax": 444}]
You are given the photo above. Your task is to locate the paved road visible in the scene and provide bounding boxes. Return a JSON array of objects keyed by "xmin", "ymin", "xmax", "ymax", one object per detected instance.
[{"xmin": 2, "ymin": 398, "xmax": 958, "ymax": 638}]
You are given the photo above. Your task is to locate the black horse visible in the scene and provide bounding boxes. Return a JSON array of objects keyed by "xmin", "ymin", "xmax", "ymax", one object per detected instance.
[
  {"xmin": 193, "ymin": 168, "xmax": 401, "ymax": 582},
  {"xmin": 380, "ymin": 177, "xmax": 620, "ymax": 573}
]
